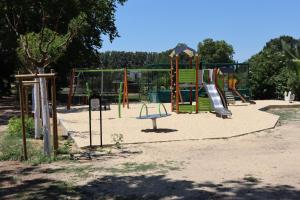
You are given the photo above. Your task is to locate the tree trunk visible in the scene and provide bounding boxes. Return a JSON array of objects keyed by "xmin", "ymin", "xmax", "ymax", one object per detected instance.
[
  {"xmin": 33, "ymin": 79, "xmax": 42, "ymax": 139},
  {"xmin": 38, "ymin": 67, "xmax": 51, "ymax": 157}
]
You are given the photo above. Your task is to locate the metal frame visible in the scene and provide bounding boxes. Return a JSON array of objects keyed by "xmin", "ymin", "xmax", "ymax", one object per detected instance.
[{"xmin": 67, "ymin": 67, "xmax": 171, "ymax": 110}]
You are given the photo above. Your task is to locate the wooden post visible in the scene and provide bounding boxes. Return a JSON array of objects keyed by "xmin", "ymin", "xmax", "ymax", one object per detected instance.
[
  {"xmin": 189, "ymin": 87, "xmax": 192, "ymax": 105},
  {"xmin": 195, "ymin": 55, "xmax": 199, "ymax": 113},
  {"xmin": 189, "ymin": 57, "xmax": 193, "ymax": 105},
  {"xmin": 175, "ymin": 55, "xmax": 179, "ymax": 114},
  {"xmin": 214, "ymin": 68, "xmax": 217, "ymax": 85},
  {"xmin": 51, "ymin": 69, "xmax": 58, "ymax": 156},
  {"xmin": 222, "ymin": 73, "xmax": 225, "ymax": 91},
  {"xmin": 67, "ymin": 68, "xmax": 75, "ymax": 110},
  {"xmin": 18, "ymin": 79, "xmax": 28, "ymax": 160},
  {"xmin": 170, "ymin": 57, "xmax": 173, "ymax": 112},
  {"xmin": 122, "ymin": 67, "xmax": 129, "ymax": 108},
  {"xmin": 24, "ymin": 86, "xmax": 29, "ymax": 116}
]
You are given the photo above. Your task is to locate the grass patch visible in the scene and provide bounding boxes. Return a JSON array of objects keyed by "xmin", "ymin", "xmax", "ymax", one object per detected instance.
[
  {"xmin": 44, "ymin": 160, "xmax": 183, "ymax": 179},
  {"xmin": 53, "ymin": 181, "xmax": 76, "ymax": 193},
  {"xmin": 106, "ymin": 161, "xmax": 182, "ymax": 174},
  {"xmin": 0, "ymin": 132, "xmax": 30, "ymax": 161},
  {"xmin": 0, "ymin": 132, "xmax": 71, "ymax": 165},
  {"xmin": 62, "ymin": 165, "xmax": 97, "ymax": 177}
]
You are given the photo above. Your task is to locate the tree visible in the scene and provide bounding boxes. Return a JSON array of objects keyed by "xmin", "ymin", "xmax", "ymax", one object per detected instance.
[
  {"xmin": 281, "ymin": 38, "xmax": 300, "ymax": 99},
  {"xmin": 0, "ymin": 2, "xmax": 19, "ymax": 96},
  {"xmin": 1, "ymin": 0, "xmax": 127, "ymax": 95},
  {"xmin": 197, "ymin": 38, "xmax": 235, "ymax": 63},
  {"xmin": 10, "ymin": 9, "xmax": 87, "ymax": 156},
  {"xmin": 248, "ymin": 36, "xmax": 300, "ymax": 100}
]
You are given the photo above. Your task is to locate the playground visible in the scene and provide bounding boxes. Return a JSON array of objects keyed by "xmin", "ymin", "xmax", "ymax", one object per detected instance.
[
  {"xmin": 57, "ymin": 100, "xmax": 300, "ymax": 148},
  {"xmin": 2, "ymin": 44, "xmax": 300, "ymax": 199},
  {"xmin": 2, "ymin": 41, "xmax": 300, "ymax": 200},
  {"xmin": 58, "ymin": 44, "xmax": 300, "ymax": 148}
]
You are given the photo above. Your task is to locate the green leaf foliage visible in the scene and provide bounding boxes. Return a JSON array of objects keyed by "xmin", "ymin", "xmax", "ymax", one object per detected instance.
[
  {"xmin": 197, "ymin": 38, "xmax": 235, "ymax": 63},
  {"xmin": 249, "ymin": 36, "xmax": 300, "ymax": 99},
  {"xmin": 1, "ymin": 0, "xmax": 126, "ymax": 96},
  {"xmin": 17, "ymin": 12, "xmax": 87, "ymax": 69},
  {"xmin": 7, "ymin": 116, "xmax": 34, "ymax": 138}
]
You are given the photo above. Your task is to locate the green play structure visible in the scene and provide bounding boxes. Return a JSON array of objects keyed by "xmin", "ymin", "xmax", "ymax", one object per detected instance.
[{"xmin": 67, "ymin": 60, "xmax": 251, "ymax": 115}]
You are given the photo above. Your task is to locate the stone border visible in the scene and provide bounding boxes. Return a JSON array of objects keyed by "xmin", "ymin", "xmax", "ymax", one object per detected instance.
[{"xmin": 259, "ymin": 104, "xmax": 300, "ymax": 111}]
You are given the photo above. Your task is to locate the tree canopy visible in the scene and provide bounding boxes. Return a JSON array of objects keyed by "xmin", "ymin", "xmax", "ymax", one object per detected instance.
[
  {"xmin": 17, "ymin": 12, "xmax": 87, "ymax": 71},
  {"xmin": 248, "ymin": 36, "xmax": 300, "ymax": 99},
  {"xmin": 0, "ymin": 0, "xmax": 126, "ymax": 95},
  {"xmin": 197, "ymin": 38, "xmax": 235, "ymax": 63}
]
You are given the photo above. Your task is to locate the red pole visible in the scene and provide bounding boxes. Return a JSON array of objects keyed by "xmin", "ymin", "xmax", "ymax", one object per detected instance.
[
  {"xmin": 170, "ymin": 57, "xmax": 174, "ymax": 112},
  {"xmin": 175, "ymin": 56, "xmax": 179, "ymax": 114},
  {"xmin": 123, "ymin": 67, "xmax": 129, "ymax": 108},
  {"xmin": 195, "ymin": 55, "xmax": 199, "ymax": 113}
]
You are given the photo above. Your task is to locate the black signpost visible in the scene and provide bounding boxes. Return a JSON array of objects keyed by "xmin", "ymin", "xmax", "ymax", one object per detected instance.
[{"xmin": 89, "ymin": 93, "xmax": 103, "ymax": 148}]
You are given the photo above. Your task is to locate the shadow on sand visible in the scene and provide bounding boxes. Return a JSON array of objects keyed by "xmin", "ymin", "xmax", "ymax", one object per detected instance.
[
  {"xmin": 141, "ymin": 128, "xmax": 178, "ymax": 133},
  {"xmin": 1, "ymin": 170, "xmax": 300, "ymax": 200}
]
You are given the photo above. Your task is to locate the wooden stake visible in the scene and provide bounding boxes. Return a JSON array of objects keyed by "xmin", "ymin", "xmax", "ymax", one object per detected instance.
[
  {"xmin": 51, "ymin": 69, "xmax": 58, "ymax": 156},
  {"xmin": 24, "ymin": 87, "xmax": 29, "ymax": 116},
  {"xmin": 19, "ymin": 79, "xmax": 28, "ymax": 160},
  {"xmin": 67, "ymin": 68, "xmax": 75, "ymax": 110}
]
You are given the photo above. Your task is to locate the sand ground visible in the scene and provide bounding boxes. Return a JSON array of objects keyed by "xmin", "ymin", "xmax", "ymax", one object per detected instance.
[{"xmin": 58, "ymin": 100, "xmax": 300, "ymax": 148}]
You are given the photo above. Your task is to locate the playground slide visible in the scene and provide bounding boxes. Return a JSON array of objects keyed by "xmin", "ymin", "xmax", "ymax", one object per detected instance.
[
  {"xmin": 231, "ymin": 89, "xmax": 256, "ymax": 104},
  {"xmin": 229, "ymin": 78, "xmax": 256, "ymax": 104},
  {"xmin": 204, "ymin": 84, "xmax": 232, "ymax": 118},
  {"xmin": 215, "ymin": 85, "xmax": 229, "ymax": 109}
]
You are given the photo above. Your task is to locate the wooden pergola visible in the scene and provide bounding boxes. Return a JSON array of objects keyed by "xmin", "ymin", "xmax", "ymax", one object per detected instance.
[{"xmin": 15, "ymin": 70, "xmax": 58, "ymax": 160}]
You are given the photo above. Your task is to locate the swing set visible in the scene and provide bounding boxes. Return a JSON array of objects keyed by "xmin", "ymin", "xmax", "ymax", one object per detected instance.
[{"xmin": 67, "ymin": 67, "xmax": 170, "ymax": 110}]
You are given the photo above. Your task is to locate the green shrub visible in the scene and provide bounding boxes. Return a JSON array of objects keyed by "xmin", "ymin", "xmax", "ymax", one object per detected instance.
[
  {"xmin": 111, "ymin": 133, "xmax": 124, "ymax": 149},
  {"xmin": 0, "ymin": 132, "xmax": 54, "ymax": 163},
  {"xmin": 0, "ymin": 133, "xmax": 24, "ymax": 160},
  {"xmin": 7, "ymin": 116, "xmax": 34, "ymax": 138},
  {"xmin": 57, "ymin": 139, "xmax": 72, "ymax": 155}
]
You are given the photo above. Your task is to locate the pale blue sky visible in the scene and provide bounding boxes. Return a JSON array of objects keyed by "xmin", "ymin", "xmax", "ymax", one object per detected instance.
[{"xmin": 101, "ymin": 0, "xmax": 300, "ymax": 62}]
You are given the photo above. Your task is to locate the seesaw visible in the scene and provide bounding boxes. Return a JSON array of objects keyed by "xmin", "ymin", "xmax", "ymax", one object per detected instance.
[{"xmin": 136, "ymin": 103, "xmax": 171, "ymax": 130}]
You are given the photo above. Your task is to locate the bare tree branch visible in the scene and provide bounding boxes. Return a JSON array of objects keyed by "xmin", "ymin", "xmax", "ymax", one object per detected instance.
[
  {"xmin": 5, "ymin": 14, "xmax": 19, "ymax": 36},
  {"xmin": 45, "ymin": 32, "xmax": 57, "ymax": 52},
  {"xmin": 43, "ymin": 8, "xmax": 63, "ymax": 54},
  {"xmin": 20, "ymin": 35, "xmax": 40, "ymax": 67},
  {"xmin": 5, "ymin": 7, "xmax": 23, "ymax": 36},
  {"xmin": 39, "ymin": 7, "xmax": 46, "ymax": 56},
  {"xmin": 55, "ymin": 8, "xmax": 63, "ymax": 32},
  {"xmin": 56, "ymin": 33, "xmax": 74, "ymax": 49}
]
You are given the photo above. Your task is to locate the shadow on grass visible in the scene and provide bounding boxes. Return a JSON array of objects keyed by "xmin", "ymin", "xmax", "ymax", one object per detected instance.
[{"xmin": 1, "ymin": 173, "xmax": 300, "ymax": 199}]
